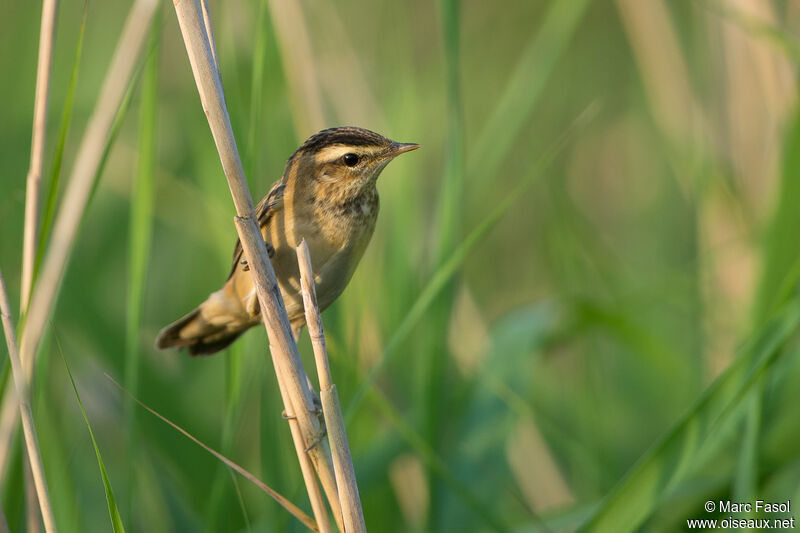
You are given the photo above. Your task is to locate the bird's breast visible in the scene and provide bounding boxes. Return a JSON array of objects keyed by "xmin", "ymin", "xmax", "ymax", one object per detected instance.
[{"xmin": 252, "ymin": 190, "xmax": 379, "ymax": 321}]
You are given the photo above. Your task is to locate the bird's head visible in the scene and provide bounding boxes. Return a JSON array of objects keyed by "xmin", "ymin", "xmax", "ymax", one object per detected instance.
[{"xmin": 285, "ymin": 127, "xmax": 419, "ymax": 202}]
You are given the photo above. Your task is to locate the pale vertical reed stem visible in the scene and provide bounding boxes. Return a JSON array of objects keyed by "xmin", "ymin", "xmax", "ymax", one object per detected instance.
[
  {"xmin": 297, "ymin": 240, "xmax": 366, "ymax": 533},
  {"xmin": 21, "ymin": 0, "xmax": 158, "ymax": 379},
  {"xmin": 272, "ymin": 357, "xmax": 335, "ymax": 533},
  {"xmin": 21, "ymin": 0, "xmax": 59, "ymax": 314},
  {"xmin": 615, "ymin": 0, "xmax": 703, "ymax": 153},
  {"xmin": 233, "ymin": 218, "xmax": 343, "ymax": 531},
  {"xmin": 26, "ymin": 462, "xmax": 40, "ymax": 533},
  {"xmin": 198, "ymin": 0, "xmax": 219, "ymax": 73},
  {"xmin": 171, "ymin": 0, "xmax": 343, "ymax": 526},
  {"xmin": 0, "ymin": 271, "xmax": 57, "ymax": 533},
  {"xmin": 195, "ymin": 9, "xmax": 343, "ymax": 520},
  {"xmin": 0, "ymin": 0, "xmax": 158, "ymax": 479},
  {"xmin": 310, "ymin": 0, "xmax": 386, "ymax": 129},
  {"xmin": 266, "ymin": 0, "xmax": 326, "ymax": 135}
]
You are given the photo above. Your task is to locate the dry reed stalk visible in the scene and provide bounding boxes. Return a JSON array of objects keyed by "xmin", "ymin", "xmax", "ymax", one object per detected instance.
[
  {"xmin": 266, "ymin": 0, "xmax": 326, "ymax": 135},
  {"xmin": 308, "ymin": 0, "xmax": 386, "ymax": 129},
  {"xmin": 0, "ymin": 0, "xmax": 159, "ymax": 479},
  {"xmin": 26, "ymin": 463, "xmax": 40, "ymax": 533},
  {"xmin": 25, "ymin": 0, "xmax": 57, "ymax": 514},
  {"xmin": 297, "ymin": 240, "xmax": 366, "ymax": 533},
  {"xmin": 234, "ymin": 214, "xmax": 344, "ymax": 532},
  {"xmin": 171, "ymin": 0, "xmax": 343, "ymax": 527},
  {"xmin": 615, "ymin": 0, "xmax": 703, "ymax": 151},
  {"xmin": 21, "ymin": 0, "xmax": 59, "ymax": 315},
  {"xmin": 0, "ymin": 271, "xmax": 57, "ymax": 533},
  {"xmin": 21, "ymin": 0, "xmax": 158, "ymax": 377},
  {"xmin": 272, "ymin": 357, "xmax": 335, "ymax": 533},
  {"xmin": 198, "ymin": 0, "xmax": 219, "ymax": 73}
]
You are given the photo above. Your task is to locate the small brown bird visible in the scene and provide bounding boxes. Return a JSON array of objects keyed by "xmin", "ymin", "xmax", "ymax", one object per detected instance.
[{"xmin": 156, "ymin": 127, "xmax": 418, "ymax": 355}]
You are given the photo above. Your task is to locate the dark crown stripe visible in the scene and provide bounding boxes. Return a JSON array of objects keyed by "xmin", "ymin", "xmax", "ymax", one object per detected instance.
[{"xmin": 295, "ymin": 127, "xmax": 389, "ymax": 156}]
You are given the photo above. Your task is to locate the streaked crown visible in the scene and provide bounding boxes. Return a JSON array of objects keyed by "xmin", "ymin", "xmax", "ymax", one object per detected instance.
[
  {"xmin": 295, "ymin": 126, "xmax": 391, "ymax": 156},
  {"xmin": 285, "ymin": 127, "xmax": 418, "ymax": 189}
]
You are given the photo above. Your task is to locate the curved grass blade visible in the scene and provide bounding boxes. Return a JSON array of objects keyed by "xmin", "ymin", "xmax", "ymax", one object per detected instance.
[
  {"xmin": 418, "ymin": 2, "xmax": 467, "ymax": 527},
  {"xmin": 733, "ymin": 106, "xmax": 800, "ymax": 517},
  {"xmin": 124, "ymin": 12, "xmax": 161, "ymax": 526},
  {"xmin": 106, "ymin": 376, "xmax": 319, "ymax": 532},
  {"xmin": 35, "ymin": 2, "xmax": 88, "ymax": 284},
  {"xmin": 87, "ymin": 67, "xmax": 141, "ymax": 207},
  {"xmin": 436, "ymin": 0, "xmax": 465, "ymax": 259},
  {"xmin": 125, "ymin": 5, "xmax": 159, "ymax": 424},
  {"xmin": 753, "ymin": 111, "xmax": 800, "ymax": 325},
  {"xmin": 57, "ymin": 351, "xmax": 125, "ymax": 532},
  {"xmin": 205, "ymin": 343, "xmax": 247, "ymax": 531},
  {"xmin": 577, "ymin": 297, "xmax": 800, "ymax": 533},
  {"xmin": 346, "ymin": 104, "xmax": 599, "ymax": 420},
  {"xmin": 229, "ymin": 471, "xmax": 253, "ymax": 533},
  {"xmin": 0, "ymin": 5, "xmax": 155, "ymax": 479}
]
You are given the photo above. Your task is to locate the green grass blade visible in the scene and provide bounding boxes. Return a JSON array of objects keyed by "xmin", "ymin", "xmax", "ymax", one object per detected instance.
[
  {"xmin": 35, "ymin": 3, "xmax": 88, "ymax": 284},
  {"xmin": 124, "ymin": 13, "xmax": 160, "ymax": 527},
  {"xmin": 124, "ymin": 6, "xmax": 159, "ymax": 428},
  {"xmin": 204, "ymin": 343, "xmax": 245, "ymax": 532},
  {"xmin": 3, "ymin": 5, "xmax": 132, "ymax": 434},
  {"xmin": 733, "ymin": 106, "xmax": 800, "ymax": 514},
  {"xmin": 2, "ymin": 436, "xmax": 25, "ymax": 531},
  {"xmin": 346, "ymin": 104, "xmax": 599, "ymax": 420},
  {"xmin": 753, "ymin": 111, "xmax": 800, "ymax": 323},
  {"xmin": 125, "ymin": 5, "xmax": 159, "ymax": 415},
  {"xmin": 229, "ymin": 472, "xmax": 252, "ymax": 533},
  {"xmin": 87, "ymin": 69, "xmax": 140, "ymax": 207},
  {"xmin": 58, "ymin": 352, "xmax": 126, "ymax": 532},
  {"xmin": 436, "ymin": 0, "xmax": 465, "ymax": 260},
  {"xmin": 577, "ymin": 297, "xmax": 800, "ymax": 533},
  {"xmin": 468, "ymin": 0, "xmax": 590, "ymax": 184},
  {"xmin": 419, "ymin": 2, "xmax": 466, "ymax": 527},
  {"xmin": 732, "ymin": 385, "xmax": 761, "ymax": 512}
]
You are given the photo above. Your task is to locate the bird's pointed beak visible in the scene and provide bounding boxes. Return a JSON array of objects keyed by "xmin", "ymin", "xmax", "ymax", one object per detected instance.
[{"xmin": 387, "ymin": 142, "xmax": 420, "ymax": 157}]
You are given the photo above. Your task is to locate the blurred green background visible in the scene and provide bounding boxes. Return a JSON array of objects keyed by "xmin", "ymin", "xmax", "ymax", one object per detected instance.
[{"xmin": 2, "ymin": 0, "xmax": 800, "ymax": 531}]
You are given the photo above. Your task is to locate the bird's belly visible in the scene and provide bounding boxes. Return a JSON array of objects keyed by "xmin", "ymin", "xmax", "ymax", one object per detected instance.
[
  {"xmin": 273, "ymin": 238, "xmax": 363, "ymax": 320},
  {"xmin": 231, "ymin": 217, "xmax": 373, "ymax": 326}
]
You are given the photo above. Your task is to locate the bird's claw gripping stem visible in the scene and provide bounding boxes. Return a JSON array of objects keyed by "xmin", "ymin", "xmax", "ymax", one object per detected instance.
[
  {"xmin": 240, "ymin": 242, "xmax": 275, "ymax": 271},
  {"xmin": 281, "ymin": 395, "xmax": 326, "ymax": 452}
]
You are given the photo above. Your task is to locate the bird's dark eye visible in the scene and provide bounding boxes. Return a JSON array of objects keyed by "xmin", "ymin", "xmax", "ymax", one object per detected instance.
[{"xmin": 343, "ymin": 153, "xmax": 359, "ymax": 167}]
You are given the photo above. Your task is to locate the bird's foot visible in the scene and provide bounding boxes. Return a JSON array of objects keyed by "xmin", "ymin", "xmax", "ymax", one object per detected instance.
[
  {"xmin": 304, "ymin": 393, "xmax": 326, "ymax": 452},
  {"xmin": 281, "ymin": 396, "xmax": 326, "ymax": 452},
  {"xmin": 240, "ymin": 243, "xmax": 275, "ymax": 271},
  {"xmin": 304, "ymin": 425, "xmax": 328, "ymax": 453}
]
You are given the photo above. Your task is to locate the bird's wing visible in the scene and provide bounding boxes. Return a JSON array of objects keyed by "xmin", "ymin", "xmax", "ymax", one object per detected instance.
[{"xmin": 227, "ymin": 179, "xmax": 286, "ymax": 279}]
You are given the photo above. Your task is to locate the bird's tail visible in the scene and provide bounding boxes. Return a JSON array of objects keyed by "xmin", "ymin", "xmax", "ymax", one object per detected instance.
[{"xmin": 155, "ymin": 303, "xmax": 245, "ymax": 356}]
